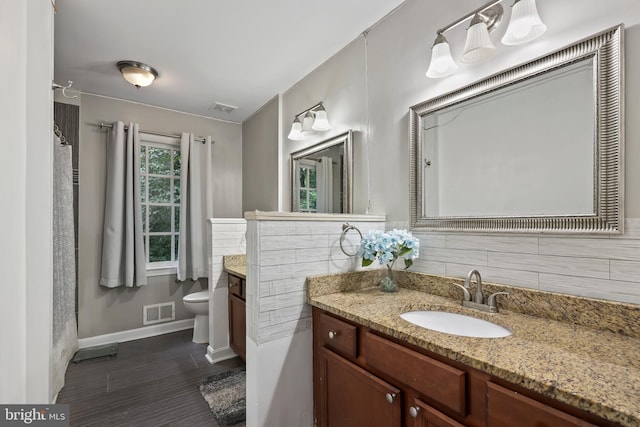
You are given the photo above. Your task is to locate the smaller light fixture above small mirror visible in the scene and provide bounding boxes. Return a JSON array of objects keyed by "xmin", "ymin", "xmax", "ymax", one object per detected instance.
[
  {"xmin": 117, "ymin": 60, "xmax": 159, "ymax": 88},
  {"xmin": 288, "ymin": 102, "xmax": 331, "ymax": 140}
]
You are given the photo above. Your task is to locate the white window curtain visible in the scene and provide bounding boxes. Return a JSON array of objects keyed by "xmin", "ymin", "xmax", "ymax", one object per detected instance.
[
  {"xmin": 316, "ymin": 156, "xmax": 333, "ymax": 213},
  {"xmin": 100, "ymin": 121, "xmax": 147, "ymax": 288},
  {"xmin": 177, "ymin": 133, "xmax": 214, "ymax": 281}
]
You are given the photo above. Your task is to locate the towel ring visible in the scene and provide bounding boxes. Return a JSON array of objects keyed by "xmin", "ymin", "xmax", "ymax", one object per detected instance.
[{"xmin": 339, "ymin": 223, "xmax": 362, "ymax": 257}]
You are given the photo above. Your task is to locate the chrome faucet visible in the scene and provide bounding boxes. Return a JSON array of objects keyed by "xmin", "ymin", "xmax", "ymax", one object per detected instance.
[
  {"xmin": 465, "ymin": 269, "xmax": 484, "ymax": 304},
  {"xmin": 451, "ymin": 269, "xmax": 509, "ymax": 313}
]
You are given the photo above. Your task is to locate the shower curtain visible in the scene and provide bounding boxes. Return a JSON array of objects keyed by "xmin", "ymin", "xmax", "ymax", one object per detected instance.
[{"xmin": 52, "ymin": 136, "xmax": 78, "ymax": 399}]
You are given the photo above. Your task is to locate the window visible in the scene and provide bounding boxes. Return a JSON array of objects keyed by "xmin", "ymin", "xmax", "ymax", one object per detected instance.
[
  {"xmin": 139, "ymin": 134, "xmax": 181, "ymax": 272},
  {"xmin": 296, "ymin": 159, "xmax": 317, "ymax": 213}
]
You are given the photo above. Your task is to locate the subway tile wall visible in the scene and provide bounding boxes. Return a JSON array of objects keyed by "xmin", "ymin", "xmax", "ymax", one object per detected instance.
[
  {"xmin": 397, "ymin": 218, "xmax": 640, "ymax": 305},
  {"xmin": 210, "ymin": 219, "xmax": 247, "ymax": 288},
  {"xmin": 246, "ymin": 219, "xmax": 385, "ymax": 344}
]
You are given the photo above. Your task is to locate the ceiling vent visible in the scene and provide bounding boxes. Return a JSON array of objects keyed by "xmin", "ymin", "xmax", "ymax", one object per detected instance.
[{"xmin": 209, "ymin": 102, "xmax": 238, "ymax": 114}]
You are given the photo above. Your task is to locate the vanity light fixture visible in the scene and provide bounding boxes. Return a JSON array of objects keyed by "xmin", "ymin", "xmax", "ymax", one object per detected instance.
[
  {"xmin": 426, "ymin": 0, "xmax": 546, "ymax": 78},
  {"xmin": 117, "ymin": 60, "xmax": 159, "ymax": 88},
  {"xmin": 425, "ymin": 33, "xmax": 458, "ymax": 78},
  {"xmin": 460, "ymin": 12, "xmax": 498, "ymax": 63},
  {"xmin": 501, "ymin": 0, "xmax": 547, "ymax": 45},
  {"xmin": 287, "ymin": 117, "xmax": 305, "ymax": 140},
  {"xmin": 287, "ymin": 102, "xmax": 331, "ymax": 140}
]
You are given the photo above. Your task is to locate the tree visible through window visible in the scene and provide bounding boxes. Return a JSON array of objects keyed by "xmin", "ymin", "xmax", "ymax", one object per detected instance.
[
  {"xmin": 297, "ymin": 160, "xmax": 317, "ymax": 213},
  {"xmin": 140, "ymin": 138, "xmax": 181, "ymax": 268}
]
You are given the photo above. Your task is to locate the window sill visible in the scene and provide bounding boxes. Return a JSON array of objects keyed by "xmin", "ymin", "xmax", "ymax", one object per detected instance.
[{"xmin": 146, "ymin": 266, "xmax": 177, "ymax": 277}]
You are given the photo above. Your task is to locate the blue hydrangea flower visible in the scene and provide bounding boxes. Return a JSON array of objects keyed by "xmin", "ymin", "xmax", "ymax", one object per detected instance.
[{"xmin": 358, "ymin": 229, "xmax": 420, "ymax": 269}]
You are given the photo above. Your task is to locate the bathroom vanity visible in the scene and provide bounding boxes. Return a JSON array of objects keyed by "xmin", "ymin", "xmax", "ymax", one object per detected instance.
[
  {"xmin": 223, "ymin": 256, "xmax": 247, "ymax": 362},
  {"xmin": 227, "ymin": 272, "xmax": 246, "ymax": 362},
  {"xmin": 308, "ymin": 271, "xmax": 640, "ymax": 427}
]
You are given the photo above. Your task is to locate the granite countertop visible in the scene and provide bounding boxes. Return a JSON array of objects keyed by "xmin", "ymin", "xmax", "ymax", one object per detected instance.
[
  {"xmin": 223, "ymin": 254, "xmax": 246, "ymax": 279},
  {"xmin": 307, "ymin": 271, "xmax": 640, "ymax": 426}
]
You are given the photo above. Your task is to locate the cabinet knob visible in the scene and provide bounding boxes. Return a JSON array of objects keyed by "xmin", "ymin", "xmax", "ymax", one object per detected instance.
[
  {"xmin": 409, "ymin": 406, "xmax": 420, "ymax": 418},
  {"xmin": 328, "ymin": 331, "xmax": 337, "ymax": 339},
  {"xmin": 229, "ymin": 283, "xmax": 237, "ymax": 288},
  {"xmin": 385, "ymin": 393, "xmax": 396, "ymax": 403}
]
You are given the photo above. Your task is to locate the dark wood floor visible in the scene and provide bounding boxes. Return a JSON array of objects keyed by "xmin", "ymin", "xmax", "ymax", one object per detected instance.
[{"xmin": 58, "ymin": 329, "xmax": 244, "ymax": 427}]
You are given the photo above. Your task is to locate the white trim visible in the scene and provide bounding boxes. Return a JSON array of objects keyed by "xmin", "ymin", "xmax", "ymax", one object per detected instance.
[
  {"xmin": 209, "ymin": 217, "xmax": 247, "ymax": 224},
  {"xmin": 78, "ymin": 318, "xmax": 194, "ymax": 349},
  {"xmin": 146, "ymin": 265, "xmax": 177, "ymax": 277},
  {"xmin": 206, "ymin": 345, "xmax": 238, "ymax": 364},
  {"xmin": 243, "ymin": 211, "xmax": 385, "ymax": 222}
]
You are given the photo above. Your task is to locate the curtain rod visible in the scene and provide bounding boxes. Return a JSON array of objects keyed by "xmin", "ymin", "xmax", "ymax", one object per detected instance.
[{"xmin": 95, "ymin": 122, "xmax": 213, "ymax": 144}]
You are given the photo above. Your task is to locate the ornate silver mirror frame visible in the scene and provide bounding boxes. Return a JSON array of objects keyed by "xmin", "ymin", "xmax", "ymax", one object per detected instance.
[
  {"xmin": 409, "ymin": 25, "xmax": 624, "ymax": 233},
  {"xmin": 290, "ymin": 130, "xmax": 353, "ymax": 213}
]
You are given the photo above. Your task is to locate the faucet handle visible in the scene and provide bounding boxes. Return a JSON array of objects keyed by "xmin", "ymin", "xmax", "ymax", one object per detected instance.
[
  {"xmin": 488, "ymin": 292, "xmax": 509, "ymax": 308},
  {"xmin": 452, "ymin": 283, "xmax": 472, "ymax": 301}
]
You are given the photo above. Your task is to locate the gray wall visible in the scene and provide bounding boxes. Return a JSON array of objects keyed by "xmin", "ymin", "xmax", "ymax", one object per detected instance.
[
  {"xmin": 242, "ymin": 96, "xmax": 279, "ymax": 212},
  {"xmin": 78, "ymin": 94, "xmax": 242, "ymax": 338},
  {"xmin": 280, "ymin": 0, "xmax": 640, "ymax": 221},
  {"xmin": 281, "ymin": 38, "xmax": 368, "ymax": 213},
  {"xmin": 272, "ymin": 0, "xmax": 640, "ymax": 304}
]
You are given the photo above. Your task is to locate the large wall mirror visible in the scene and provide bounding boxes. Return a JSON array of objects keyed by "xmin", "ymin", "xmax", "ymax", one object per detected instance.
[
  {"xmin": 410, "ymin": 25, "xmax": 623, "ymax": 233},
  {"xmin": 291, "ymin": 130, "xmax": 353, "ymax": 213}
]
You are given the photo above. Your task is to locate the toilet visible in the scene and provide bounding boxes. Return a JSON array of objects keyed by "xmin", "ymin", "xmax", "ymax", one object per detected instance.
[{"xmin": 183, "ymin": 290, "xmax": 209, "ymax": 343}]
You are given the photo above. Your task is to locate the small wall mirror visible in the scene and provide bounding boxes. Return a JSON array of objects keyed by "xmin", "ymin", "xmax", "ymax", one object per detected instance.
[
  {"xmin": 291, "ymin": 130, "xmax": 353, "ymax": 213},
  {"xmin": 410, "ymin": 25, "xmax": 623, "ymax": 233}
]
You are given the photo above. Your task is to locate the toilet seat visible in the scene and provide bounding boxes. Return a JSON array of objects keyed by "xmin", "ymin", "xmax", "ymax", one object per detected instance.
[{"xmin": 183, "ymin": 290, "xmax": 209, "ymax": 303}]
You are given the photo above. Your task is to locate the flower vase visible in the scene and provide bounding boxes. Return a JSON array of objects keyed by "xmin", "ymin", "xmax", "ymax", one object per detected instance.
[{"xmin": 380, "ymin": 265, "xmax": 398, "ymax": 292}]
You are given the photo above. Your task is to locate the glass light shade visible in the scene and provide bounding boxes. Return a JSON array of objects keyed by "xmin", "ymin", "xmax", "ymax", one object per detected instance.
[
  {"xmin": 461, "ymin": 17, "xmax": 495, "ymax": 63},
  {"xmin": 501, "ymin": 0, "xmax": 547, "ymax": 45},
  {"xmin": 301, "ymin": 112, "xmax": 316, "ymax": 136},
  {"xmin": 288, "ymin": 119, "xmax": 304, "ymax": 140},
  {"xmin": 117, "ymin": 61, "xmax": 158, "ymax": 88},
  {"xmin": 426, "ymin": 35, "xmax": 458, "ymax": 78},
  {"xmin": 311, "ymin": 109, "xmax": 331, "ymax": 131}
]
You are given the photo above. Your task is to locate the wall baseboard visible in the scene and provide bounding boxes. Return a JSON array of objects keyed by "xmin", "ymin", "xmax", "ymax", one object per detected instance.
[
  {"xmin": 78, "ymin": 318, "xmax": 195, "ymax": 349},
  {"xmin": 206, "ymin": 345, "xmax": 237, "ymax": 364}
]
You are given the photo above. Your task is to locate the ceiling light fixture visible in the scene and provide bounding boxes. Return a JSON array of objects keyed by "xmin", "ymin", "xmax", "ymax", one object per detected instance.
[
  {"xmin": 426, "ymin": 0, "xmax": 546, "ymax": 78},
  {"xmin": 117, "ymin": 60, "xmax": 159, "ymax": 88},
  {"xmin": 287, "ymin": 102, "xmax": 331, "ymax": 141}
]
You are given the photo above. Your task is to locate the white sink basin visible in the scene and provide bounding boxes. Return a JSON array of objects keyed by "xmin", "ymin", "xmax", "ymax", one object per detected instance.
[{"xmin": 400, "ymin": 311, "xmax": 512, "ymax": 338}]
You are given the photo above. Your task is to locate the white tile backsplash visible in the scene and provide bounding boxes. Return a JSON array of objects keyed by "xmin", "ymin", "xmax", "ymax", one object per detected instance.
[
  {"xmin": 247, "ymin": 217, "xmax": 386, "ymax": 344},
  {"xmin": 610, "ymin": 260, "xmax": 640, "ymax": 282},
  {"xmin": 446, "ymin": 234, "xmax": 539, "ymax": 254},
  {"xmin": 487, "ymin": 252, "xmax": 610, "ymax": 279},
  {"xmin": 413, "ymin": 218, "xmax": 640, "ymax": 304}
]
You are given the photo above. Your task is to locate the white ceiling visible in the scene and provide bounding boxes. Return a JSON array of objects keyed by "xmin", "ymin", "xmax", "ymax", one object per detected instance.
[{"xmin": 54, "ymin": 0, "xmax": 406, "ymax": 123}]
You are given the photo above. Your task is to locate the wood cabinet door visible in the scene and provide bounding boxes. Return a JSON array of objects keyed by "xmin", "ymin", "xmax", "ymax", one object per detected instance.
[
  {"xmin": 408, "ymin": 396, "xmax": 465, "ymax": 427},
  {"xmin": 486, "ymin": 382, "xmax": 597, "ymax": 427},
  {"xmin": 319, "ymin": 347, "xmax": 402, "ymax": 427},
  {"xmin": 228, "ymin": 293, "xmax": 246, "ymax": 362}
]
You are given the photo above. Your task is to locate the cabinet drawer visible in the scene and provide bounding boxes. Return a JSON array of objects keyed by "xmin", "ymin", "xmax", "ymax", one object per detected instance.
[
  {"xmin": 228, "ymin": 274, "xmax": 243, "ymax": 298},
  {"xmin": 318, "ymin": 312, "xmax": 357, "ymax": 359},
  {"xmin": 408, "ymin": 396, "xmax": 465, "ymax": 427},
  {"xmin": 364, "ymin": 331, "xmax": 466, "ymax": 416},
  {"xmin": 487, "ymin": 382, "xmax": 597, "ymax": 427}
]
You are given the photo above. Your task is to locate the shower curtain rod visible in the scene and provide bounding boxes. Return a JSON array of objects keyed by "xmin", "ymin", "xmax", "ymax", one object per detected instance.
[{"xmin": 95, "ymin": 122, "xmax": 214, "ymax": 144}]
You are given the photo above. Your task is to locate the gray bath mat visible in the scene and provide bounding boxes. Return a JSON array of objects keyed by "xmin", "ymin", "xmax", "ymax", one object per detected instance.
[
  {"xmin": 72, "ymin": 342, "xmax": 118, "ymax": 362},
  {"xmin": 198, "ymin": 367, "xmax": 246, "ymax": 426}
]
